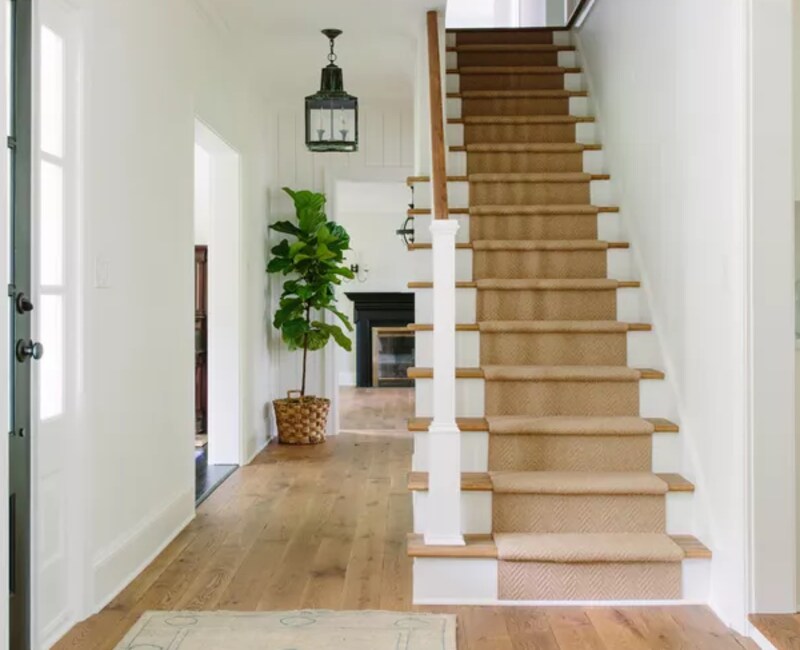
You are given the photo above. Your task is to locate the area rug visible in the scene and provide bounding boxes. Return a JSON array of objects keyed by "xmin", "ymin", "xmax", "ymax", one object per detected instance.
[{"xmin": 114, "ymin": 610, "xmax": 457, "ymax": 650}]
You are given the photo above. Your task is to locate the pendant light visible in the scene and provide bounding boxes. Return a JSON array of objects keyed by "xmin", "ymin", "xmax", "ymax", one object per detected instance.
[{"xmin": 305, "ymin": 29, "xmax": 359, "ymax": 153}]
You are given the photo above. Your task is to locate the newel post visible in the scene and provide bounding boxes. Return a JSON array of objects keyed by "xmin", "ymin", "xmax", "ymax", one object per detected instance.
[{"xmin": 425, "ymin": 219, "xmax": 464, "ymax": 546}]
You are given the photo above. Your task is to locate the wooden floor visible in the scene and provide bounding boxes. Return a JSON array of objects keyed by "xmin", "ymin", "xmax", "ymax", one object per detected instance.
[
  {"xmin": 54, "ymin": 431, "xmax": 757, "ymax": 650},
  {"xmin": 338, "ymin": 386, "xmax": 414, "ymax": 431},
  {"xmin": 750, "ymin": 613, "xmax": 800, "ymax": 649}
]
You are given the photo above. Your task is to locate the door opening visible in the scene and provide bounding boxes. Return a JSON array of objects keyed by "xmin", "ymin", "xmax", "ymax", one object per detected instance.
[{"xmin": 193, "ymin": 121, "xmax": 241, "ymax": 504}]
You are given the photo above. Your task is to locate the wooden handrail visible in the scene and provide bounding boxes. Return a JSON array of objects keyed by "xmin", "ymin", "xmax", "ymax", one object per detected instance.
[
  {"xmin": 426, "ymin": 10, "xmax": 449, "ymax": 220},
  {"xmin": 567, "ymin": 0, "xmax": 592, "ymax": 27}
]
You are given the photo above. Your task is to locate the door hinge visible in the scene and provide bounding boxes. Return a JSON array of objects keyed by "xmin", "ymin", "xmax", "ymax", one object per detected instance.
[
  {"xmin": 6, "ymin": 136, "xmax": 16, "ymax": 150},
  {"xmin": 7, "ymin": 284, "xmax": 15, "ymax": 298}
]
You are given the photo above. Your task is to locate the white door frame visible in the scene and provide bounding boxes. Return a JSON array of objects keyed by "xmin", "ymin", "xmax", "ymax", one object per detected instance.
[
  {"xmin": 743, "ymin": 0, "xmax": 797, "ymax": 628},
  {"xmin": 194, "ymin": 119, "xmax": 245, "ymax": 467}
]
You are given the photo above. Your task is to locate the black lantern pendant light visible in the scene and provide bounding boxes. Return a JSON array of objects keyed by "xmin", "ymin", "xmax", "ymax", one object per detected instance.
[{"xmin": 306, "ymin": 29, "xmax": 359, "ymax": 153}]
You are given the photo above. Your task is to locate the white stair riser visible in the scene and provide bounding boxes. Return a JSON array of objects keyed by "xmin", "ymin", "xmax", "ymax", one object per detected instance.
[
  {"xmin": 415, "ymin": 329, "xmax": 659, "ymax": 369},
  {"xmin": 413, "ymin": 558, "xmax": 498, "ymax": 603},
  {"xmin": 412, "ymin": 557, "xmax": 709, "ymax": 604},
  {"xmin": 553, "ymin": 31, "xmax": 573, "ymax": 46},
  {"xmin": 415, "ymin": 377, "xmax": 485, "ymax": 418},
  {"xmin": 446, "ymin": 149, "xmax": 605, "ymax": 175},
  {"xmin": 414, "ymin": 286, "xmax": 648, "ymax": 324},
  {"xmin": 416, "ymin": 330, "xmax": 481, "ymax": 367},
  {"xmin": 411, "ymin": 176, "xmax": 611, "ymax": 209},
  {"xmin": 446, "ymin": 72, "xmax": 587, "ymax": 96},
  {"xmin": 413, "ymin": 430, "xmax": 488, "ymax": 472},
  {"xmin": 410, "ymin": 249, "xmax": 472, "ymax": 282},
  {"xmin": 412, "ymin": 429, "xmax": 683, "ymax": 475},
  {"xmin": 414, "ymin": 287, "xmax": 477, "ymax": 324},
  {"xmin": 446, "ymin": 33, "xmax": 456, "ymax": 47},
  {"xmin": 413, "ymin": 490, "xmax": 692, "ymax": 536},
  {"xmin": 414, "ymin": 376, "xmax": 675, "ymax": 421},
  {"xmin": 413, "ymin": 491, "xmax": 492, "ymax": 534},
  {"xmin": 446, "ymin": 95, "xmax": 592, "ymax": 120},
  {"xmin": 410, "ymin": 210, "xmax": 619, "ymax": 244}
]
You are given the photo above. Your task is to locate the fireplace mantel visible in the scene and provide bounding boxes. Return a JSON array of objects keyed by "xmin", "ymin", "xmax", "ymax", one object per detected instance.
[{"xmin": 344, "ymin": 292, "xmax": 415, "ymax": 388}]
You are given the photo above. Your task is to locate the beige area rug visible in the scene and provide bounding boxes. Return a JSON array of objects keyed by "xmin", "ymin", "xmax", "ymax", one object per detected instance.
[{"xmin": 114, "ymin": 610, "xmax": 456, "ymax": 650}]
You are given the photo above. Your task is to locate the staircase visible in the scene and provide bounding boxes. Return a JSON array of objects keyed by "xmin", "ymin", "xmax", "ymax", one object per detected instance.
[{"xmin": 406, "ymin": 25, "xmax": 711, "ymax": 603}]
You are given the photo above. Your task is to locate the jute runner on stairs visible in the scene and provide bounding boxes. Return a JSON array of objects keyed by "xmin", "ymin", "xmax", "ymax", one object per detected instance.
[{"xmin": 452, "ymin": 27, "xmax": 686, "ymax": 600}]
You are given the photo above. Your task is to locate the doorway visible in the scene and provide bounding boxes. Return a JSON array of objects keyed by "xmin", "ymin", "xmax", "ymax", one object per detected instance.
[
  {"xmin": 332, "ymin": 181, "xmax": 416, "ymax": 433},
  {"xmin": 193, "ymin": 120, "xmax": 241, "ymax": 504}
]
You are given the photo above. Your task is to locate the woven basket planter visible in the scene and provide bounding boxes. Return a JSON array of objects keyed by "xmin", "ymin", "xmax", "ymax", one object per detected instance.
[{"xmin": 273, "ymin": 391, "xmax": 330, "ymax": 445}]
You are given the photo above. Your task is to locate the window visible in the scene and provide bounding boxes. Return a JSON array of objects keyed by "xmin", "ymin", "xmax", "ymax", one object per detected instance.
[{"xmin": 38, "ymin": 24, "xmax": 67, "ymax": 420}]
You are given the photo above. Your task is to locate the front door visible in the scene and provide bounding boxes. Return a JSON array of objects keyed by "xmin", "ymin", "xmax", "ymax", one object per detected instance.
[{"xmin": 7, "ymin": 0, "xmax": 36, "ymax": 648}]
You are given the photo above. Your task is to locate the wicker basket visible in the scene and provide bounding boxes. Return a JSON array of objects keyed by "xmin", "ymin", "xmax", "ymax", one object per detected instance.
[{"xmin": 273, "ymin": 390, "xmax": 330, "ymax": 445}]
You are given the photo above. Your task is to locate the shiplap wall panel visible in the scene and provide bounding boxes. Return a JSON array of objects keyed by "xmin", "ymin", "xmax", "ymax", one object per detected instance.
[{"xmin": 383, "ymin": 112, "xmax": 402, "ymax": 167}]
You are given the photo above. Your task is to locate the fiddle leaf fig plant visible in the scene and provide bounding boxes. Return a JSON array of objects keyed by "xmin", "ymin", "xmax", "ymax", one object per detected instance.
[{"xmin": 267, "ymin": 187, "xmax": 355, "ymax": 396}]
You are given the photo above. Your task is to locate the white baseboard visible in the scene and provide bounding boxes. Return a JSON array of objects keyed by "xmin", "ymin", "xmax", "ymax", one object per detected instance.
[
  {"xmin": 338, "ymin": 372, "xmax": 356, "ymax": 387},
  {"xmin": 747, "ymin": 624, "xmax": 778, "ymax": 650},
  {"xmin": 91, "ymin": 489, "xmax": 195, "ymax": 614}
]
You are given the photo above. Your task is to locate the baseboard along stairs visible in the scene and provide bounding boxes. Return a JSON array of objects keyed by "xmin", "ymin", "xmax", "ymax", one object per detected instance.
[{"xmin": 405, "ymin": 26, "xmax": 711, "ymax": 605}]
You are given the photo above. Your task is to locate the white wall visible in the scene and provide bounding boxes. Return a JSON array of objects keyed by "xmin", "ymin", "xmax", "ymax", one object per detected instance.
[
  {"xmin": 333, "ymin": 181, "xmax": 415, "ymax": 386},
  {"xmin": 577, "ymin": 0, "xmax": 752, "ymax": 630},
  {"xmin": 75, "ymin": 0, "xmax": 272, "ymax": 621}
]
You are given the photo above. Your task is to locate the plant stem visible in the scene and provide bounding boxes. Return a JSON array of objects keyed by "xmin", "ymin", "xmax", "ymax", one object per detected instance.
[{"xmin": 301, "ymin": 304, "xmax": 311, "ymax": 397}]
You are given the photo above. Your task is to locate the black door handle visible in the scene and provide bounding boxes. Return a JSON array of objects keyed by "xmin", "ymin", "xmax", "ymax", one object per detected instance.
[
  {"xmin": 16, "ymin": 339, "xmax": 44, "ymax": 362},
  {"xmin": 15, "ymin": 292, "xmax": 33, "ymax": 314}
]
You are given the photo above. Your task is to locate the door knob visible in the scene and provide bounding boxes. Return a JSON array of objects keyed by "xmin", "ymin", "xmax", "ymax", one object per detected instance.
[
  {"xmin": 16, "ymin": 339, "xmax": 44, "ymax": 362},
  {"xmin": 15, "ymin": 292, "xmax": 33, "ymax": 314}
]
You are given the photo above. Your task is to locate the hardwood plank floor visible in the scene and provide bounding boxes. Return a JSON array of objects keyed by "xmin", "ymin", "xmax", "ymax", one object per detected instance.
[{"xmin": 54, "ymin": 431, "xmax": 755, "ymax": 650}]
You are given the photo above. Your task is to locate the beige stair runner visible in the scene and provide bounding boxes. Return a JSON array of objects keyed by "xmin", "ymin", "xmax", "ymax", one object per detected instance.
[{"xmin": 443, "ymin": 27, "xmax": 694, "ymax": 600}]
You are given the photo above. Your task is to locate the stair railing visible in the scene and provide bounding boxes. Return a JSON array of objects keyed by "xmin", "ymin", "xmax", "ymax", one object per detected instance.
[{"xmin": 424, "ymin": 10, "xmax": 464, "ymax": 547}]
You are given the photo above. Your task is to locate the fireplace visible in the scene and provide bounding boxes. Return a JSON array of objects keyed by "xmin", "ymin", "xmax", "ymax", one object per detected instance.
[{"xmin": 345, "ymin": 292, "xmax": 415, "ymax": 388}]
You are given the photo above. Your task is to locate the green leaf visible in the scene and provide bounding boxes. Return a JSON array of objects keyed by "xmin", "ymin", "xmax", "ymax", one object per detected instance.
[
  {"xmin": 270, "ymin": 220, "xmax": 303, "ymax": 237},
  {"xmin": 323, "ymin": 305, "xmax": 354, "ymax": 331},
  {"xmin": 314, "ymin": 321, "xmax": 352, "ymax": 351}
]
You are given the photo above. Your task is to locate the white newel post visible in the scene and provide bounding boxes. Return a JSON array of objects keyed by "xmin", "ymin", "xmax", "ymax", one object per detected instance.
[{"xmin": 425, "ymin": 219, "xmax": 464, "ymax": 546}]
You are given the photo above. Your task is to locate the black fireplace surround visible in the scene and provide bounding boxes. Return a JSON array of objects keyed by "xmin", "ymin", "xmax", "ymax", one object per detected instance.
[{"xmin": 344, "ymin": 292, "xmax": 415, "ymax": 388}]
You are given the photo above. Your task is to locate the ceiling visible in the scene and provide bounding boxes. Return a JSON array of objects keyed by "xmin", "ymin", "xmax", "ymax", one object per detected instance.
[{"xmin": 196, "ymin": 0, "xmax": 441, "ymax": 102}]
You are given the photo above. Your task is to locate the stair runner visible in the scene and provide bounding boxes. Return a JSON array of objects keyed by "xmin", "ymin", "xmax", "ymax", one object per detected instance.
[{"xmin": 421, "ymin": 28, "xmax": 696, "ymax": 601}]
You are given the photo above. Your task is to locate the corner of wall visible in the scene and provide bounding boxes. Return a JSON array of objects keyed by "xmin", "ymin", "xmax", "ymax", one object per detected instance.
[{"xmin": 90, "ymin": 489, "xmax": 195, "ymax": 614}]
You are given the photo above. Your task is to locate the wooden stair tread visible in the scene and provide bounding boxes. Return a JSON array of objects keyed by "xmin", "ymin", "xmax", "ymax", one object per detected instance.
[
  {"xmin": 407, "ymin": 173, "xmax": 609, "ymax": 185},
  {"xmin": 408, "ymin": 321, "xmax": 651, "ymax": 333},
  {"xmin": 408, "ymin": 279, "xmax": 640, "ymax": 289},
  {"xmin": 468, "ymin": 205, "xmax": 620, "ymax": 215},
  {"xmin": 407, "ymin": 533, "xmax": 710, "ymax": 560},
  {"xmin": 408, "ymin": 471, "xmax": 493, "ymax": 491},
  {"xmin": 408, "ymin": 471, "xmax": 694, "ymax": 493},
  {"xmin": 407, "ymin": 240, "xmax": 629, "ymax": 251},
  {"xmin": 450, "ymin": 143, "xmax": 602, "ymax": 152},
  {"xmin": 449, "ymin": 90, "xmax": 588, "ymax": 98},
  {"xmin": 447, "ymin": 44, "xmax": 576, "ymax": 52},
  {"xmin": 408, "ymin": 416, "xmax": 680, "ymax": 434},
  {"xmin": 449, "ymin": 66, "xmax": 582, "ymax": 75},
  {"xmin": 407, "ymin": 205, "xmax": 620, "ymax": 216},
  {"xmin": 655, "ymin": 473, "xmax": 696, "ymax": 492},
  {"xmin": 408, "ymin": 366, "xmax": 665, "ymax": 381},
  {"xmin": 448, "ymin": 115, "xmax": 595, "ymax": 124}
]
